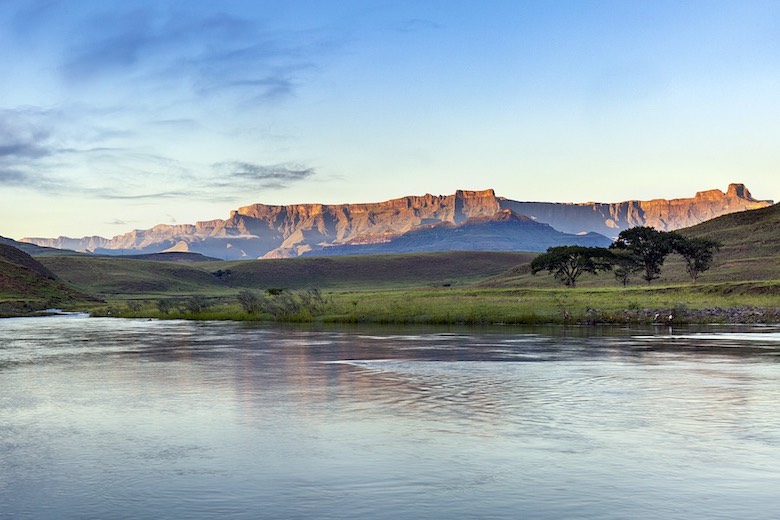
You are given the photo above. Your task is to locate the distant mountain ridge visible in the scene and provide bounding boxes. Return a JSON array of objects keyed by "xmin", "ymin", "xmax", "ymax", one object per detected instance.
[
  {"xmin": 500, "ymin": 183, "xmax": 771, "ymax": 236},
  {"xmin": 305, "ymin": 209, "xmax": 611, "ymax": 256},
  {"xmin": 21, "ymin": 184, "xmax": 772, "ymax": 260}
]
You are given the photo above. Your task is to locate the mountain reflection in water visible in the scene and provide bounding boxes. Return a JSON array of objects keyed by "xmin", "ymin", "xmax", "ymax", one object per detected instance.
[{"xmin": 1, "ymin": 316, "xmax": 779, "ymax": 519}]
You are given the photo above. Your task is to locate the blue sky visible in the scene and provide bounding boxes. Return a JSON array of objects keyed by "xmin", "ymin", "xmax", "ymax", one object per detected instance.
[{"xmin": 1, "ymin": 0, "xmax": 778, "ymax": 239}]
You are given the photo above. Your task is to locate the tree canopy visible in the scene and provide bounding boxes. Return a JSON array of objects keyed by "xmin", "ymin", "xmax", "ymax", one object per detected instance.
[
  {"xmin": 530, "ymin": 246, "xmax": 614, "ymax": 288},
  {"xmin": 610, "ymin": 226, "xmax": 676, "ymax": 284},
  {"xmin": 672, "ymin": 236, "xmax": 722, "ymax": 284},
  {"xmin": 531, "ymin": 226, "xmax": 721, "ymax": 287}
]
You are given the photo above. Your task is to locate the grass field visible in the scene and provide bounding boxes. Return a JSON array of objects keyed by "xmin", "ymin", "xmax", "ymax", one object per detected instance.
[
  {"xmin": 38, "ymin": 256, "xmax": 232, "ymax": 298},
  {"xmin": 98, "ymin": 279, "xmax": 780, "ymax": 325}
]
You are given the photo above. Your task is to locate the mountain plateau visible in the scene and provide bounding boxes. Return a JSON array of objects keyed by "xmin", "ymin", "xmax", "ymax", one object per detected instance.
[{"xmin": 20, "ymin": 184, "xmax": 771, "ymax": 260}]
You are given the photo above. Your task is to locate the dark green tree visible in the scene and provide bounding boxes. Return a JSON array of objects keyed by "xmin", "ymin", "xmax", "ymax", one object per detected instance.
[
  {"xmin": 673, "ymin": 236, "xmax": 721, "ymax": 284},
  {"xmin": 610, "ymin": 226, "xmax": 675, "ymax": 284},
  {"xmin": 530, "ymin": 246, "xmax": 614, "ymax": 288},
  {"xmin": 610, "ymin": 250, "xmax": 642, "ymax": 286}
]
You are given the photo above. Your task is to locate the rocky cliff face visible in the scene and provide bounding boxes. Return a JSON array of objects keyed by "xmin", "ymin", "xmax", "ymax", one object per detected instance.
[
  {"xmin": 20, "ymin": 184, "xmax": 772, "ymax": 259},
  {"xmin": 499, "ymin": 184, "xmax": 772, "ymax": 236},
  {"xmin": 305, "ymin": 209, "xmax": 612, "ymax": 256}
]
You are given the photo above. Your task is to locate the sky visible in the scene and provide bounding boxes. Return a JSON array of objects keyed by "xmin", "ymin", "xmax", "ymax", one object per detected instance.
[{"xmin": 1, "ymin": 0, "xmax": 779, "ymax": 239}]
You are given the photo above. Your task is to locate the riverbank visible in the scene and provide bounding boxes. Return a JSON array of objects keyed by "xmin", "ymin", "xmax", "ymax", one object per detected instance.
[{"xmin": 81, "ymin": 283, "xmax": 780, "ymax": 325}]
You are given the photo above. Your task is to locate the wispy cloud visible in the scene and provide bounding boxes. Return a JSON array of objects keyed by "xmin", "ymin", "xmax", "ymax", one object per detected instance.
[
  {"xmin": 105, "ymin": 219, "xmax": 131, "ymax": 226},
  {"xmin": 212, "ymin": 161, "xmax": 316, "ymax": 188},
  {"xmin": 0, "ymin": 169, "xmax": 29, "ymax": 185},
  {"xmin": 52, "ymin": 4, "xmax": 333, "ymax": 107},
  {"xmin": 85, "ymin": 189, "xmax": 191, "ymax": 200},
  {"xmin": 0, "ymin": 109, "xmax": 56, "ymax": 160}
]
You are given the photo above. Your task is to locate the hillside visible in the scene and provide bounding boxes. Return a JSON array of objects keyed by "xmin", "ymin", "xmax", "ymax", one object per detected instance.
[
  {"xmin": 678, "ymin": 202, "xmax": 780, "ymax": 282},
  {"xmin": 39, "ymin": 250, "xmax": 535, "ymax": 296},
  {"xmin": 117, "ymin": 252, "xmax": 221, "ymax": 263},
  {"xmin": 485, "ymin": 202, "xmax": 780, "ymax": 289},
  {"xmin": 0, "ymin": 244, "xmax": 94, "ymax": 315},
  {"xmin": 206, "ymin": 251, "xmax": 536, "ymax": 290},
  {"xmin": 21, "ymin": 184, "xmax": 770, "ymax": 260},
  {"xmin": 38, "ymin": 256, "xmax": 230, "ymax": 297}
]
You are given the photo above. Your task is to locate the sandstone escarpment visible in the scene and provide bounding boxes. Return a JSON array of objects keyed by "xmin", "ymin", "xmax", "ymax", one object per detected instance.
[
  {"xmin": 500, "ymin": 184, "xmax": 771, "ymax": 236},
  {"xmin": 20, "ymin": 184, "xmax": 772, "ymax": 259}
]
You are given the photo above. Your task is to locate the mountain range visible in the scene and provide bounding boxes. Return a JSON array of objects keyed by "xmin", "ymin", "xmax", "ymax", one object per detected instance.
[{"xmin": 20, "ymin": 183, "xmax": 771, "ymax": 260}]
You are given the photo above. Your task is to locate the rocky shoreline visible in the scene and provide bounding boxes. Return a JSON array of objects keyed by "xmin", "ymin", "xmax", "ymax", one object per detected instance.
[{"xmin": 582, "ymin": 306, "xmax": 780, "ymax": 325}]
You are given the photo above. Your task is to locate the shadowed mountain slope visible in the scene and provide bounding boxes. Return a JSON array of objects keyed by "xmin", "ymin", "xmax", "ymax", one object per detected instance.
[{"xmin": 305, "ymin": 210, "xmax": 611, "ymax": 256}]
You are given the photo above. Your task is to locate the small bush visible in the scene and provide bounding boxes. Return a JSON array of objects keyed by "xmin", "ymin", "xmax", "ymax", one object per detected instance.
[
  {"xmin": 156, "ymin": 299, "xmax": 176, "ymax": 315},
  {"xmin": 185, "ymin": 295, "xmax": 213, "ymax": 314},
  {"xmin": 256, "ymin": 288, "xmax": 329, "ymax": 320},
  {"xmin": 237, "ymin": 290, "xmax": 262, "ymax": 314}
]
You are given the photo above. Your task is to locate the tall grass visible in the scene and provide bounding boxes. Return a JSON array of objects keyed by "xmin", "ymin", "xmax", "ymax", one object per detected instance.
[{"xmin": 91, "ymin": 281, "xmax": 780, "ymax": 325}]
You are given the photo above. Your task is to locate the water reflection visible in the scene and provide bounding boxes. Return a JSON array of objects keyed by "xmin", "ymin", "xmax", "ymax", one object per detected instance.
[{"xmin": 1, "ymin": 317, "xmax": 780, "ymax": 519}]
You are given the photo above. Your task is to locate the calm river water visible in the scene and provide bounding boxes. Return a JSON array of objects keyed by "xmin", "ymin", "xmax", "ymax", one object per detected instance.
[{"xmin": 1, "ymin": 315, "xmax": 779, "ymax": 519}]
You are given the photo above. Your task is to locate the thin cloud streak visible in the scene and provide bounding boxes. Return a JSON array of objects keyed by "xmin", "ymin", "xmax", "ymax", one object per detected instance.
[{"xmin": 212, "ymin": 161, "xmax": 316, "ymax": 187}]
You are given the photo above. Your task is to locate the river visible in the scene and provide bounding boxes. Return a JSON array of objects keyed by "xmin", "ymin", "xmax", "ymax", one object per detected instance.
[{"xmin": 1, "ymin": 315, "xmax": 779, "ymax": 519}]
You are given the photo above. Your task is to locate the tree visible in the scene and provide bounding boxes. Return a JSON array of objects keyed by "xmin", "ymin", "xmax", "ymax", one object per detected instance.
[
  {"xmin": 530, "ymin": 246, "xmax": 613, "ymax": 288},
  {"xmin": 610, "ymin": 250, "xmax": 642, "ymax": 286},
  {"xmin": 610, "ymin": 226, "xmax": 674, "ymax": 284},
  {"xmin": 673, "ymin": 237, "xmax": 721, "ymax": 284}
]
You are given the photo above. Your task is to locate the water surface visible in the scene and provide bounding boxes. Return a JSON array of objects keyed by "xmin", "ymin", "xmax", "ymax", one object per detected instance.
[{"xmin": 2, "ymin": 316, "xmax": 779, "ymax": 519}]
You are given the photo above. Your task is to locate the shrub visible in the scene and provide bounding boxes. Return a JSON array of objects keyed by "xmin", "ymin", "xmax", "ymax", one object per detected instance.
[
  {"xmin": 156, "ymin": 299, "xmax": 176, "ymax": 314},
  {"xmin": 237, "ymin": 290, "xmax": 262, "ymax": 314},
  {"xmin": 185, "ymin": 295, "xmax": 212, "ymax": 314}
]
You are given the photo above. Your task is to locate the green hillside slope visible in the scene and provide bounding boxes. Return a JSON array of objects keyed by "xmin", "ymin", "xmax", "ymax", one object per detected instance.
[
  {"xmin": 205, "ymin": 251, "xmax": 536, "ymax": 290},
  {"xmin": 39, "ymin": 256, "xmax": 230, "ymax": 297},
  {"xmin": 678, "ymin": 203, "xmax": 780, "ymax": 282},
  {"xmin": 484, "ymin": 203, "xmax": 780, "ymax": 289},
  {"xmin": 0, "ymin": 244, "xmax": 94, "ymax": 315}
]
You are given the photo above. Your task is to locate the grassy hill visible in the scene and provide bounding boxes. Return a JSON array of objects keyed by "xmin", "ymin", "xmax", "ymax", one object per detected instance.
[
  {"xmin": 38, "ymin": 251, "xmax": 535, "ymax": 297},
  {"xmin": 38, "ymin": 256, "xmax": 230, "ymax": 297},
  {"xmin": 678, "ymin": 202, "xmax": 780, "ymax": 282},
  {"xmin": 482, "ymin": 203, "xmax": 780, "ymax": 289},
  {"xmin": 0, "ymin": 244, "xmax": 95, "ymax": 315},
  {"xmin": 204, "ymin": 251, "xmax": 536, "ymax": 290}
]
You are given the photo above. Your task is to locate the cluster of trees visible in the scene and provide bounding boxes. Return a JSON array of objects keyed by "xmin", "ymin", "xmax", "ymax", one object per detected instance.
[{"xmin": 531, "ymin": 226, "xmax": 721, "ymax": 287}]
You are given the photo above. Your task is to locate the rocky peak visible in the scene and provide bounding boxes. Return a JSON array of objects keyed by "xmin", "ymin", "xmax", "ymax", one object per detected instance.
[{"xmin": 726, "ymin": 183, "xmax": 750, "ymax": 199}]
